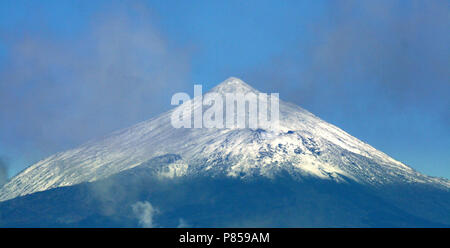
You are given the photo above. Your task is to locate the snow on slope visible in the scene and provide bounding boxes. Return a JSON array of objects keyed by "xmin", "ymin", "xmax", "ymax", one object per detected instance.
[{"xmin": 0, "ymin": 77, "xmax": 448, "ymax": 201}]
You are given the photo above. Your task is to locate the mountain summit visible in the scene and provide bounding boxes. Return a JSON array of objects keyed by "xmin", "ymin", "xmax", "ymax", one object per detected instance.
[
  {"xmin": 210, "ymin": 77, "xmax": 259, "ymax": 94},
  {"xmin": 0, "ymin": 78, "xmax": 448, "ymax": 202}
]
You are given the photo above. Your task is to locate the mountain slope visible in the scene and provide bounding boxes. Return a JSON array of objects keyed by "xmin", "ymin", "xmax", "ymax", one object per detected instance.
[
  {"xmin": 0, "ymin": 77, "xmax": 448, "ymax": 202},
  {"xmin": 1, "ymin": 154, "xmax": 448, "ymax": 227}
]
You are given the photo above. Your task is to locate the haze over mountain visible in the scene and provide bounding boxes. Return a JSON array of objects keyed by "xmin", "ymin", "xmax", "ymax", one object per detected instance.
[{"xmin": 0, "ymin": 78, "xmax": 448, "ymax": 227}]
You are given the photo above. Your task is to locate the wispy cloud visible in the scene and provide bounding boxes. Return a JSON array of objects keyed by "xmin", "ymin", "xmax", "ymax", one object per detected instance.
[
  {"xmin": 177, "ymin": 218, "xmax": 190, "ymax": 228},
  {"xmin": 0, "ymin": 3, "xmax": 191, "ymax": 168},
  {"xmin": 132, "ymin": 201, "xmax": 158, "ymax": 228},
  {"xmin": 0, "ymin": 157, "xmax": 8, "ymax": 187},
  {"xmin": 244, "ymin": 0, "xmax": 449, "ymax": 128}
]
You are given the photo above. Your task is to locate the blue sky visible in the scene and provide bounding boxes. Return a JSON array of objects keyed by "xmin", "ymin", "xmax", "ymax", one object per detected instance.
[{"xmin": 0, "ymin": 0, "xmax": 449, "ymax": 179}]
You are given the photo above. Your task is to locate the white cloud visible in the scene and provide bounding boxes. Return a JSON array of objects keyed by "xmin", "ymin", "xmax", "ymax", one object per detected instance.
[{"xmin": 132, "ymin": 201, "xmax": 158, "ymax": 228}]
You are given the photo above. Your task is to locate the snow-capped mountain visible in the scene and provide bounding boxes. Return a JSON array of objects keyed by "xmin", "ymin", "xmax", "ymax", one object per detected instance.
[{"xmin": 0, "ymin": 77, "xmax": 448, "ymax": 202}]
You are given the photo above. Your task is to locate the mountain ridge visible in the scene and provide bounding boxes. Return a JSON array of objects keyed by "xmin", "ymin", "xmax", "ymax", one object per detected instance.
[{"xmin": 0, "ymin": 77, "xmax": 448, "ymax": 202}]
